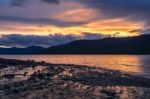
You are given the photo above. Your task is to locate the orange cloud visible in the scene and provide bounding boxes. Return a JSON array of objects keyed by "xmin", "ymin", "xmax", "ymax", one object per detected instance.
[
  {"xmin": 0, "ymin": 18, "xmax": 145, "ymax": 37},
  {"xmin": 43, "ymin": 18, "xmax": 144, "ymax": 37},
  {"xmin": 55, "ymin": 8, "xmax": 96, "ymax": 22},
  {"xmin": 84, "ymin": 18, "xmax": 144, "ymax": 36},
  {"xmin": 0, "ymin": 23, "xmax": 49, "ymax": 35}
]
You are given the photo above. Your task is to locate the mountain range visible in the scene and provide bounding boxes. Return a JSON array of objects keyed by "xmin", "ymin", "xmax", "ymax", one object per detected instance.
[{"xmin": 0, "ymin": 34, "xmax": 150, "ymax": 54}]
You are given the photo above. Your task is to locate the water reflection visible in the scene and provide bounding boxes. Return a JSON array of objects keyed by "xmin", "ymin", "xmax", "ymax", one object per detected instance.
[{"xmin": 0, "ymin": 55, "xmax": 150, "ymax": 78}]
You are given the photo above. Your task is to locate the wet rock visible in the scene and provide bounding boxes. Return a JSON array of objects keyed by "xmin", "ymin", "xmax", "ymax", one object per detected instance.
[
  {"xmin": 2, "ymin": 74, "xmax": 15, "ymax": 80},
  {"xmin": 101, "ymin": 90, "xmax": 117, "ymax": 97}
]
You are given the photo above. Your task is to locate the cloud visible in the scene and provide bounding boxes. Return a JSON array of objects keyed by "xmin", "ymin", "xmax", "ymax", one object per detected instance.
[
  {"xmin": 80, "ymin": 0, "xmax": 150, "ymax": 33},
  {"xmin": 11, "ymin": 0, "xmax": 26, "ymax": 7},
  {"xmin": 139, "ymin": 27, "xmax": 150, "ymax": 34},
  {"xmin": 0, "ymin": 34, "xmax": 78, "ymax": 47},
  {"xmin": 11, "ymin": 0, "xmax": 60, "ymax": 7},
  {"xmin": 0, "ymin": 33, "xmax": 106, "ymax": 47},
  {"xmin": 81, "ymin": 32, "xmax": 106, "ymax": 40},
  {"xmin": 41, "ymin": 0, "xmax": 60, "ymax": 4},
  {"xmin": 0, "ymin": 16, "xmax": 87, "ymax": 27},
  {"xmin": 80, "ymin": 0, "xmax": 150, "ymax": 19}
]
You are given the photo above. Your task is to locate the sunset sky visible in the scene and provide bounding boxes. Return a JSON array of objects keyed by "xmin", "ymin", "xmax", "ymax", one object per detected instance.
[{"xmin": 0, "ymin": 0, "xmax": 150, "ymax": 47}]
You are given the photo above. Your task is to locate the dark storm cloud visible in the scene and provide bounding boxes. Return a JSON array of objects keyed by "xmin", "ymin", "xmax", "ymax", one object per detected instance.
[
  {"xmin": 11, "ymin": 0, "xmax": 25, "ymax": 7},
  {"xmin": 80, "ymin": 0, "xmax": 150, "ymax": 22},
  {"xmin": 11, "ymin": 0, "xmax": 60, "ymax": 6},
  {"xmin": 41, "ymin": 0, "xmax": 60, "ymax": 4},
  {"xmin": 0, "ymin": 34, "xmax": 79, "ymax": 47},
  {"xmin": 0, "ymin": 16, "xmax": 87, "ymax": 27},
  {"xmin": 0, "ymin": 33, "xmax": 105, "ymax": 47}
]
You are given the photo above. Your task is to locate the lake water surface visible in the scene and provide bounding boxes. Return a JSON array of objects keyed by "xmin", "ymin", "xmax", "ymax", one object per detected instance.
[{"xmin": 0, "ymin": 55, "xmax": 150, "ymax": 78}]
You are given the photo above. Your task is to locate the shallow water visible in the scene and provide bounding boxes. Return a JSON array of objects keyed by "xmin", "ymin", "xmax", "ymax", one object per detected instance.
[{"xmin": 0, "ymin": 55, "xmax": 150, "ymax": 78}]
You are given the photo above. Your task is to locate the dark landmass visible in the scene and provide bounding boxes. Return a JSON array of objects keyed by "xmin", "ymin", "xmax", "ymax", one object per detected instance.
[
  {"xmin": 0, "ymin": 46, "xmax": 44, "ymax": 54},
  {"xmin": 0, "ymin": 34, "xmax": 150, "ymax": 54},
  {"xmin": 0, "ymin": 58, "xmax": 150, "ymax": 99},
  {"xmin": 45, "ymin": 34, "xmax": 150, "ymax": 54}
]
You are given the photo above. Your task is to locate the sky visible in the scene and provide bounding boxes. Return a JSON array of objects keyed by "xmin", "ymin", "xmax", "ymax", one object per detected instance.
[{"xmin": 0, "ymin": 0, "xmax": 150, "ymax": 47}]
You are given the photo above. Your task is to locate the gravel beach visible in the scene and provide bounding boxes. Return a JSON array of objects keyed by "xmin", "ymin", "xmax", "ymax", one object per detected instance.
[{"xmin": 0, "ymin": 58, "xmax": 150, "ymax": 99}]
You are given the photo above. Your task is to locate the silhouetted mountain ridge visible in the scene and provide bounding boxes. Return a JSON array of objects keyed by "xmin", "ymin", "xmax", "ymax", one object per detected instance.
[
  {"xmin": 44, "ymin": 34, "xmax": 150, "ymax": 54},
  {"xmin": 0, "ymin": 34, "xmax": 150, "ymax": 54},
  {"xmin": 0, "ymin": 46, "xmax": 44, "ymax": 54}
]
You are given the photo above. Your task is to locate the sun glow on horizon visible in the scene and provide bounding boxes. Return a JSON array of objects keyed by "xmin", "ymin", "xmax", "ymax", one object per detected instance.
[{"xmin": 0, "ymin": 18, "xmax": 144, "ymax": 37}]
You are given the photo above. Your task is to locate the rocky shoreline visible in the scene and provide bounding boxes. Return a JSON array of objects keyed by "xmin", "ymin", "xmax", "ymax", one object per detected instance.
[{"xmin": 0, "ymin": 58, "xmax": 150, "ymax": 99}]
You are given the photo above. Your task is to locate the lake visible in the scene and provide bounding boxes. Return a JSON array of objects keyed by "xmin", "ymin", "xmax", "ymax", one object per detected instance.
[{"xmin": 0, "ymin": 55, "xmax": 150, "ymax": 78}]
